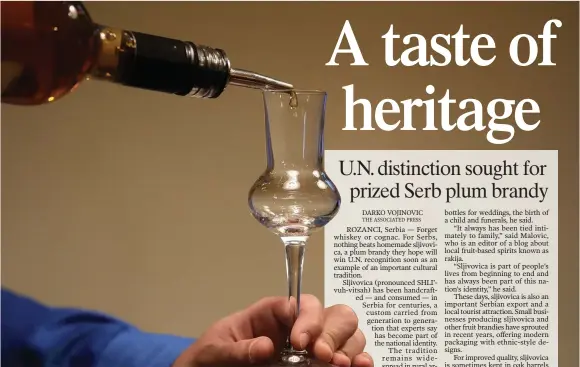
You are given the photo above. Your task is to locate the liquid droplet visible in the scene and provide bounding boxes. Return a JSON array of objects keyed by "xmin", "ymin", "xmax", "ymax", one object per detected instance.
[{"xmin": 289, "ymin": 90, "xmax": 298, "ymax": 109}]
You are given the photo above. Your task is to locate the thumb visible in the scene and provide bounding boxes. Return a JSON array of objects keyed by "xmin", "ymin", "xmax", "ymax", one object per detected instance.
[{"xmin": 202, "ymin": 337, "xmax": 275, "ymax": 366}]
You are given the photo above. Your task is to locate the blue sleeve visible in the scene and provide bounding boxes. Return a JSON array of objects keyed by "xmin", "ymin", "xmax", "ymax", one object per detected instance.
[{"xmin": 1, "ymin": 288, "xmax": 195, "ymax": 367}]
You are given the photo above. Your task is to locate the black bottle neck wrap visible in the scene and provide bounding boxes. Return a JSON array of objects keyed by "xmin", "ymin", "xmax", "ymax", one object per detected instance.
[{"xmin": 116, "ymin": 31, "xmax": 231, "ymax": 99}]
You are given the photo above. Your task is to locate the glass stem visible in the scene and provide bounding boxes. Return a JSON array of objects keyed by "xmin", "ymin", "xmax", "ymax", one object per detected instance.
[{"xmin": 282, "ymin": 238, "xmax": 307, "ymax": 358}]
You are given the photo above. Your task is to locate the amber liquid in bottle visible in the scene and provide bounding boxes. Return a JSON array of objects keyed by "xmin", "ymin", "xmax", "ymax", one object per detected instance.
[
  {"xmin": 2, "ymin": 1, "xmax": 295, "ymax": 106},
  {"xmin": 1, "ymin": 2, "xmax": 99, "ymax": 105},
  {"xmin": 0, "ymin": 1, "xmax": 236, "ymax": 105}
]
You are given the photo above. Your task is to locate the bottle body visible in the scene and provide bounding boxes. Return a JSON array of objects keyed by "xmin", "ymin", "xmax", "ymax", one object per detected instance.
[
  {"xmin": 1, "ymin": 1, "xmax": 293, "ymax": 106},
  {"xmin": 1, "ymin": 1, "xmax": 98, "ymax": 105},
  {"xmin": 1, "ymin": 1, "xmax": 232, "ymax": 105}
]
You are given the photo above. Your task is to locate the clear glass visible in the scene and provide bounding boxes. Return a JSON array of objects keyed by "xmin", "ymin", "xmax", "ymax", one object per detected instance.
[{"xmin": 248, "ymin": 90, "xmax": 341, "ymax": 367}]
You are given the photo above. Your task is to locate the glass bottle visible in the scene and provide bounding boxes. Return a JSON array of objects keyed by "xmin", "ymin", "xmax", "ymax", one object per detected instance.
[
  {"xmin": 248, "ymin": 89, "xmax": 341, "ymax": 367},
  {"xmin": 1, "ymin": 1, "xmax": 292, "ymax": 106}
]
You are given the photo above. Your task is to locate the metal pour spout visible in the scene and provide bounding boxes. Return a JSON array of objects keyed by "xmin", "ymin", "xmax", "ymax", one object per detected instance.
[{"xmin": 229, "ymin": 68, "xmax": 293, "ymax": 91}]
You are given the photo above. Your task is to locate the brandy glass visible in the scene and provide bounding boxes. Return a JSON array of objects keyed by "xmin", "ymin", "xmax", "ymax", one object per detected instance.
[{"xmin": 248, "ymin": 89, "xmax": 341, "ymax": 367}]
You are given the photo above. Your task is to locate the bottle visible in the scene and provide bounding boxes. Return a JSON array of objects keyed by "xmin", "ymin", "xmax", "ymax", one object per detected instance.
[{"xmin": 1, "ymin": 1, "xmax": 293, "ymax": 106}]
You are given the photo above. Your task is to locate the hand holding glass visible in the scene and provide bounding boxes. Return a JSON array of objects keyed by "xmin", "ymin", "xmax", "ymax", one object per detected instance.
[{"xmin": 248, "ymin": 90, "xmax": 341, "ymax": 367}]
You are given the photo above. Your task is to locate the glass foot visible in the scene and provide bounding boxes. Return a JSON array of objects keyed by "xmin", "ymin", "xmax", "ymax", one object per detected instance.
[
  {"xmin": 303, "ymin": 359, "xmax": 336, "ymax": 367},
  {"xmin": 255, "ymin": 355, "xmax": 336, "ymax": 367}
]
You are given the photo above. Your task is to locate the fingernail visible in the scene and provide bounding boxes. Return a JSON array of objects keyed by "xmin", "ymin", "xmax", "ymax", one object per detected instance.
[
  {"xmin": 322, "ymin": 343, "xmax": 334, "ymax": 362},
  {"xmin": 360, "ymin": 353, "xmax": 373, "ymax": 365},
  {"xmin": 248, "ymin": 339, "xmax": 259, "ymax": 363},
  {"xmin": 334, "ymin": 352, "xmax": 352, "ymax": 367},
  {"xmin": 299, "ymin": 333, "xmax": 310, "ymax": 349}
]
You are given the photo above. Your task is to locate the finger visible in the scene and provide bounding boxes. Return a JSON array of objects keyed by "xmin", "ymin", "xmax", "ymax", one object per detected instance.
[
  {"xmin": 290, "ymin": 294, "xmax": 324, "ymax": 350},
  {"xmin": 244, "ymin": 337, "xmax": 276, "ymax": 364},
  {"xmin": 331, "ymin": 329, "xmax": 366, "ymax": 367},
  {"xmin": 196, "ymin": 337, "xmax": 275, "ymax": 367},
  {"xmin": 225, "ymin": 295, "xmax": 323, "ymax": 350},
  {"xmin": 352, "ymin": 352, "xmax": 374, "ymax": 367},
  {"xmin": 312, "ymin": 305, "xmax": 359, "ymax": 362},
  {"xmin": 240, "ymin": 296, "xmax": 293, "ymax": 345}
]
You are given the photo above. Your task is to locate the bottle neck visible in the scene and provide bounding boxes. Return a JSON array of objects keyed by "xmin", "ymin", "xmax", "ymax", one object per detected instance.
[{"xmin": 89, "ymin": 25, "xmax": 231, "ymax": 99}]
